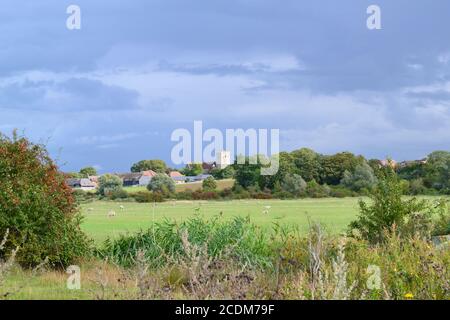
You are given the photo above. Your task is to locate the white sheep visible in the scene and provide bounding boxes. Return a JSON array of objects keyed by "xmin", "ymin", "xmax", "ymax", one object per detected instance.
[
  {"xmin": 87, "ymin": 208, "xmax": 94, "ymax": 212},
  {"xmin": 107, "ymin": 210, "xmax": 116, "ymax": 218},
  {"xmin": 119, "ymin": 205, "xmax": 125, "ymax": 210},
  {"xmin": 262, "ymin": 206, "xmax": 271, "ymax": 215}
]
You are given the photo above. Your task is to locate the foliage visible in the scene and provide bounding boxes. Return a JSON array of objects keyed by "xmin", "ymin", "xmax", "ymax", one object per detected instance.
[
  {"xmin": 0, "ymin": 132, "xmax": 90, "ymax": 268},
  {"xmin": 98, "ymin": 174, "xmax": 123, "ymax": 196},
  {"xmin": 340, "ymin": 162, "xmax": 377, "ymax": 192},
  {"xmin": 348, "ymin": 167, "xmax": 433, "ymax": 243},
  {"xmin": 131, "ymin": 159, "xmax": 167, "ymax": 173},
  {"xmin": 319, "ymin": 152, "xmax": 365, "ymax": 185},
  {"xmin": 211, "ymin": 165, "xmax": 235, "ymax": 180},
  {"xmin": 202, "ymin": 176, "xmax": 217, "ymax": 191},
  {"xmin": 234, "ymin": 157, "xmax": 261, "ymax": 189},
  {"xmin": 147, "ymin": 173, "xmax": 175, "ymax": 196},
  {"xmin": 281, "ymin": 174, "xmax": 306, "ymax": 196},
  {"xmin": 182, "ymin": 163, "xmax": 203, "ymax": 176},
  {"xmin": 132, "ymin": 191, "xmax": 165, "ymax": 203},
  {"xmin": 305, "ymin": 180, "xmax": 330, "ymax": 198},
  {"xmin": 79, "ymin": 166, "xmax": 97, "ymax": 177},
  {"xmin": 98, "ymin": 216, "xmax": 273, "ymax": 269},
  {"xmin": 291, "ymin": 148, "xmax": 321, "ymax": 182}
]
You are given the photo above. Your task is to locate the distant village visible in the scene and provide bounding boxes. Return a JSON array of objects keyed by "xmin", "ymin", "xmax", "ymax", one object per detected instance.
[{"xmin": 65, "ymin": 151, "xmax": 232, "ymax": 191}]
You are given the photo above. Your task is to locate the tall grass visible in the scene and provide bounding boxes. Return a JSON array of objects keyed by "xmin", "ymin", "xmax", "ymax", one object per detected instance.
[{"xmin": 98, "ymin": 216, "xmax": 275, "ymax": 269}]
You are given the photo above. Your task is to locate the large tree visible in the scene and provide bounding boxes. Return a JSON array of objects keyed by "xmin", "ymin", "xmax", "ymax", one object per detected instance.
[
  {"xmin": 79, "ymin": 166, "xmax": 97, "ymax": 177},
  {"xmin": 290, "ymin": 148, "xmax": 322, "ymax": 182},
  {"xmin": 98, "ymin": 174, "xmax": 123, "ymax": 196},
  {"xmin": 423, "ymin": 151, "xmax": 450, "ymax": 191},
  {"xmin": 131, "ymin": 159, "xmax": 167, "ymax": 173},
  {"xmin": 341, "ymin": 162, "xmax": 377, "ymax": 191},
  {"xmin": 320, "ymin": 152, "xmax": 365, "ymax": 185}
]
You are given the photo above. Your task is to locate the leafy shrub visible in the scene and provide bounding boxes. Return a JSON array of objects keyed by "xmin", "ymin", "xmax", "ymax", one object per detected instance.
[
  {"xmin": 72, "ymin": 189, "xmax": 97, "ymax": 204},
  {"xmin": 348, "ymin": 168, "xmax": 433, "ymax": 243},
  {"xmin": 98, "ymin": 174, "xmax": 123, "ymax": 196},
  {"xmin": 147, "ymin": 173, "xmax": 175, "ymax": 196},
  {"xmin": 192, "ymin": 190, "xmax": 220, "ymax": 200},
  {"xmin": 132, "ymin": 191, "xmax": 164, "ymax": 203},
  {"xmin": 108, "ymin": 188, "xmax": 129, "ymax": 200},
  {"xmin": 202, "ymin": 176, "xmax": 217, "ymax": 191},
  {"xmin": 340, "ymin": 162, "xmax": 377, "ymax": 192},
  {"xmin": 305, "ymin": 180, "xmax": 329, "ymax": 198},
  {"xmin": 281, "ymin": 174, "xmax": 306, "ymax": 196},
  {"xmin": 0, "ymin": 132, "xmax": 91, "ymax": 268}
]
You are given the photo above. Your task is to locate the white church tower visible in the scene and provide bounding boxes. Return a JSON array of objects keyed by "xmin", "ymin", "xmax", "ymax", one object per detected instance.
[{"xmin": 216, "ymin": 150, "xmax": 231, "ymax": 170}]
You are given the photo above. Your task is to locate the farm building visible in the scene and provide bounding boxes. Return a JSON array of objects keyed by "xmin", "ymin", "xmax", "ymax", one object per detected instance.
[
  {"xmin": 118, "ymin": 170, "xmax": 157, "ymax": 187},
  {"xmin": 65, "ymin": 178, "xmax": 97, "ymax": 191},
  {"xmin": 169, "ymin": 171, "xmax": 186, "ymax": 184}
]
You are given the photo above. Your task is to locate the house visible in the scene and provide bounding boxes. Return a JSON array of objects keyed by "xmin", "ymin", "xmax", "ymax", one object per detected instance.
[
  {"xmin": 379, "ymin": 159, "xmax": 397, "ymax": 168},
  {"xmin": 169, "ymin": 171, "xmax": 186, "ymax": 184},
  {"xmin": 118, "ymin": 170, "xmax": 157, "ymax": 187},
  {"xmin": 398, "ymin": 158, "xmax": 428, "ymax": 169},
  {"xmin": 66, "ymin": 178, "xmax": 97, "ymax": 191},
  {"xmin": 202, "ymin": 162, "xmax": 217, "ymax": 173}
]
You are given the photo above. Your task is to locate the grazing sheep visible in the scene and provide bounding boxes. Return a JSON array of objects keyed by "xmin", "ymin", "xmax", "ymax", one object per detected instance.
[
  {"xmin": 119, "ymin": 205, "xmax": 125, "ymax": 210},
  {"xmin": 87, "ymin": 208, "xmax": 94, "ymax": 212},
  {"xmin": 107, "ymin": 210, "xmax": 116, "ymax": 218},
  {"xmin": 262, "ymin": 206, "xmax": 271, "ymax": 215}
]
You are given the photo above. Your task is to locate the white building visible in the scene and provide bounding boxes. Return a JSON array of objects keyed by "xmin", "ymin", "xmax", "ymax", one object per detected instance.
[{"xmin": 216, "ymin": 150, "xmax": 231, "ymax": 170}]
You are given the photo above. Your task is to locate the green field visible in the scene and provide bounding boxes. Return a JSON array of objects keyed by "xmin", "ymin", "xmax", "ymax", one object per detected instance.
[{"xmin": 81, "ymin": 198, "xmax": 363, "ymax": 243}]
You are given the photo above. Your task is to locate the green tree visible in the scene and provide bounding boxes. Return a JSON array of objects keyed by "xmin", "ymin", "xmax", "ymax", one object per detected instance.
[
  {"xmin": 348, "ymin": 167, "xmax": 430, "ymax": 243},
  {"xmin": 79, "ymin": 166, "xmax": 97, "ymax": 177},
  {"xmin": 423, "ymin": 151, "xmax": 450, "ymax": 192},
  {"xmin": 281, "ymin": 174, "xmax": 307, "ymax": 196},
  {"xmin": 202, "ymin": 176, "xmax": 217, "ymax": 191},
  {"xmin": 147, "ymin": 173, "xmax": 175, "ymax": 195},
  {"xmin": 340, "ymin": 162, "xmax": 377, "ymax": 192},
  {"xmin": 320, "ymin": 152, "xmax": 365, "ymax": 185},
  {"xmin": 182, "ymin": 163, "xmax": 203, "ymax": 176},
  {"xmin": 98, "ymin": 174, "xmax": 123, "ymax": 196},
  {"xmin": 131, "ymin": 159, "xmax": 167, "ymax": 173},
  {"xmin": 0, "ymin": 132, "xmax": 90, "ymax": 268},
  {"xmin": 290, "ymin": 148, "xmax": 321, "ymax": 182},
  {"xmin": 234, "ymin": 156, "xmax": 261, "ymax": 189},
  {"xmin": 211, "ymin": 165, "xmax": 235, "ymax": 180}
]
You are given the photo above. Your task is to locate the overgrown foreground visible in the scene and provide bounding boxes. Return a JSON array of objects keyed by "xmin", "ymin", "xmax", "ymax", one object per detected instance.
[{"xmin": 2, "ymin": 216, "xmax": 448, "ymax": 300}]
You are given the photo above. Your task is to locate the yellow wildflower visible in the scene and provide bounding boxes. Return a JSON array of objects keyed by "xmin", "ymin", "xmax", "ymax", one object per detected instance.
[{"xmin": 404, "ymin": 293, "xmax": 414, "ymax": 299}]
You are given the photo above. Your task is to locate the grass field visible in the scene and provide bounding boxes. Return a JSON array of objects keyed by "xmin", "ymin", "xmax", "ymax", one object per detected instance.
[
  {"xmin": 80, "ymin": 198, "xmax": 363, "ymax": 243},
  {"xmin": 80, "ymin": 196, "xmax": 448, "ymax": 243}
]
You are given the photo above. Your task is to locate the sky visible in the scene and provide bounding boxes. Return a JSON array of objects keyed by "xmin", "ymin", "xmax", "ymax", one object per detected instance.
[{"xmin": 0, "ymin": 0, "xmax": 449, "ymax": 173}]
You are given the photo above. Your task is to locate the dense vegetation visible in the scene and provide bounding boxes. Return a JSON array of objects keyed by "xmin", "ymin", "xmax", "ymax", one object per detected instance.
[{"xmin": 0, "ymin": 133, "xmax": 90, "ymax": 268}]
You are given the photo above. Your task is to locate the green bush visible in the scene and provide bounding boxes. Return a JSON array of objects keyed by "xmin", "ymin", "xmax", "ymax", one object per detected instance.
[
  {"xmin": 132, "ymin": 191, "xmax": 164, "ymax": 203},
  {"xmin": 0, "ymin": 133, "xmax": 91, "ymax": 268},
  {"xmin": 98, "ymin": 174, "xmax": 123, "ymax": 196},
  {"xmin": 72, "ymin": 189, "xmax": 97, "ymax": 204},
  {"xmin": 348, "ymin": 167, "xmax": 433, "ymax": 243},
  {"xmin": 147, "ymin": 173, "xmax": 175, "ymax": 196},
  {"xmin": 202, "ymin": 176, "xmax": 217, "ymax": 191}
]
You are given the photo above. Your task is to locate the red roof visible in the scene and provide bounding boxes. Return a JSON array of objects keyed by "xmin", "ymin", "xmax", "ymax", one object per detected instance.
[
  {"xmin": 142, "ymin": 170, "xmax": 157, "ymax": 177},
  {"xmin": 169, "ymin": 171, "xmax": 184, "ymax": 178}
]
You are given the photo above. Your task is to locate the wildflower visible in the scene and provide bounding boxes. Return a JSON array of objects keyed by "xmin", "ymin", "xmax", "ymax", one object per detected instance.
[{"xmin": 404, "ymin": 293, "xmax": 414, "ymax": 299}]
